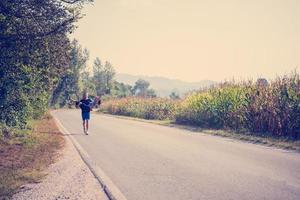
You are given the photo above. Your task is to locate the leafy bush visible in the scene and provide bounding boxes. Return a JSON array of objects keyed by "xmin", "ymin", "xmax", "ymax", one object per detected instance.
[
  {"xmin": 1, "ymin": 0, "xmax": 89, "ymax": 129},
  {"xmin": 0, "ymin": 122, "xmax": 31, "ymax": 142}
]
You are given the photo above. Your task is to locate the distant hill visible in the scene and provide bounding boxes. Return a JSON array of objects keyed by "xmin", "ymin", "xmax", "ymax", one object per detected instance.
[{"xmin": 115, "ymin": 73, "xmax": 216, "ymax": 97}]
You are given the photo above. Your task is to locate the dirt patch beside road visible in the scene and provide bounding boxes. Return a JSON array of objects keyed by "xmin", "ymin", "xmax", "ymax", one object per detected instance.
[{"xmin": 0, "ymin": 114, "xmax": 64, "ymax": 199}]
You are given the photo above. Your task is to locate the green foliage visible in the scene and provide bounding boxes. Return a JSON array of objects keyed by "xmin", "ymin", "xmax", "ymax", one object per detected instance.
[
  {"xmin": 93, "ymin": 58, "xmax": 116, "ymax": 95},
  {"xmin": 101, "ymin": 72, "xmax": 300, "ymax": 139},
  {"xmin": 0, "ymin": 0, "xmax": 90, "ymax": 128},
  {"xmin": 52, "ymin": 52, "xmax": 134, "ymax": 106},
  {"xmin": 176, "ymin": 85, "xmax": 249, "ymax": 129},
  {"xmin": 176, "ymin": 72, "xmax": 300, "ymax": 138},
  {"xmin": 50, "ymin": 39, "xmax": 90, "ymax": 107},
  {"xmin": 242, "ymin": 73, "xmax": 300, "ymax": 137},
  {"xmin": 80, "ymin": 71, "xmax": 96, "ymax": 97},
  {"xmin": 111, "ymin": 81, "xmax": 133, "ymax": 98},
  {"xmin": 132, "ymin": 79, "xmax": 157, "ymax": 97},
  {"xmin": 101, "ymin": 97, "xmax": 179, "ymax": 120},
  {"xmin": 0, "ymin": 64, "xmax": 52, "ymax": 127},
  {"xmin": 169, "ymin": 91, "xmax": 180, "ymax": 100},
  {"xmin": 0, "ymin": 122, "xmax": 31, "ymax": 142}
]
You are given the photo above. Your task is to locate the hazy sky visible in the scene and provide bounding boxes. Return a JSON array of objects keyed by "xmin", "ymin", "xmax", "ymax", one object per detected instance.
[{"xmin": 72, "ymin": 0, "xmax": 300, "ymax": 82}]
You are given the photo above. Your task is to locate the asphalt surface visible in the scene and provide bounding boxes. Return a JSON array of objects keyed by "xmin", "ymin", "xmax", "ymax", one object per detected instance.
[{"xmin": 52, "ymin": 109, "xmax": 300, "ymax": 200}]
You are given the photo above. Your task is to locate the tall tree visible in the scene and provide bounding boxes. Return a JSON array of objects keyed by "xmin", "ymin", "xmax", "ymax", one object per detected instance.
[
  {"xmin": 111, "ymin": 81, "xmax": 133, "ymax": 98},
  {"xmin": 93, "ymin": 58, "xmax": 116, "ymax": 95},
  {"xmin": 81, "ymin": 71, "xmax": 96, "ymax": 97},
  {"xmin": 50, "ymin": 39, "xmax": 89, "ymax": 107},
  {"xmin": 103, "ymin": 61, "xmax": 116, "ymax": 92},
  {"xmin": 132, "ymin": 79, "xmax": 150, "ymax": 96},
  {"xmin": 93, "ymin": 57, "xmax": 105, "ymax": 95},
  {"xmin": 132, "ymin": 79, "xmax": 156, "ymax": 97},
  {"xmin": 169, "ymin": 91, "xmax": 180, "ymax": 100},
  {"xmin": 0, "ymin": 0, "xmax": 91, "ymax": 126}
]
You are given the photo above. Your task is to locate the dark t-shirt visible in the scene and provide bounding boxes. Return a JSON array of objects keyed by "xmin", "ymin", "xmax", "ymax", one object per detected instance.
[{"xmin": 79, "ymin": 99, "xmax": 93, "ymax": 112}]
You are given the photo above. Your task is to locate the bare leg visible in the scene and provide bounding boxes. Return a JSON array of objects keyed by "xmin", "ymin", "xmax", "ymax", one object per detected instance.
[
  {"xmin": 86, "ymin": 120, "xmax": 89, "ymax": 134},
  {"xmin": 83, "ymin": 121, "xmax": 86, "ymax": 133}
]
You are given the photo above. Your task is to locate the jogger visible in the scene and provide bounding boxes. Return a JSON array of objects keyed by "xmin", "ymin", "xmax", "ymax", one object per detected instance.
[
  {"xmin": 77, "ymin": 92, "xmax": 102, "ymax": 135},
  {"xmin": 78, "ymin": 92, "xmax": 93, "ymax": 134}
]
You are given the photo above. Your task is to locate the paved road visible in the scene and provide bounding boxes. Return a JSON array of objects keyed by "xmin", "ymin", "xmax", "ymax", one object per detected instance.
[{"xmin": 52, "ymin": 110, "xmax": 300, "ymax": 200}]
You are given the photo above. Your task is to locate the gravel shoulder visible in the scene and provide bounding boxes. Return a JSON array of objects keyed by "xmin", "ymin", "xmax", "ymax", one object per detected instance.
[{"xmin": 12, "ymin": 132, "xmax": 109, "ymax": 200}]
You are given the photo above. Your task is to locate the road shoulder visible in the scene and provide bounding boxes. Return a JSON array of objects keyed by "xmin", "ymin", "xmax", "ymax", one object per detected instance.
[{"xmin": 12, "ymin": 117, "xmax": 108, "ymax": 200}]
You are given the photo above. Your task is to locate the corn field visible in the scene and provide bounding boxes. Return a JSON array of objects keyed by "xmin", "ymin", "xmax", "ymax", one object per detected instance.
[
  {"xmin": 101, "ymin": 72, "xmax": 300, "ymax": 139},
  {"xmin": 100, "ymin": 97, "xmax": 179, "ymax": 120}
]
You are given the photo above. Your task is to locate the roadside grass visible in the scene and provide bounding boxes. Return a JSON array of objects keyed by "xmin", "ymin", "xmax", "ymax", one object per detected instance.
[
  {"xmin": 0, "ymin": 113, "xmax": 65, "ymax": 199},
  {"xmin": 99, "ymin": 113, "xmax": 300, "ymax": 152}
]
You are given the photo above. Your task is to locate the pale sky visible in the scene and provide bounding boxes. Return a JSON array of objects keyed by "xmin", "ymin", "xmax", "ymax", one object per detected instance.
[{"xmin": 72, "ymin": 0, "xmax": 300, "ymax": 82}]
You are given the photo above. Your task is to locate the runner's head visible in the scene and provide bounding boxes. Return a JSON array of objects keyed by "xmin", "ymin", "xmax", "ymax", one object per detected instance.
[{"xmin": 82, "ymin": 91, "xmax": 88, "ymax": 100}]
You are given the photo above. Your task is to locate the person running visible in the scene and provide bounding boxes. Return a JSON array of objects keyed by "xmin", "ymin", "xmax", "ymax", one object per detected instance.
[{"xmin": 78, "ymin": 92, "xmax": 93, "ymax": 135}]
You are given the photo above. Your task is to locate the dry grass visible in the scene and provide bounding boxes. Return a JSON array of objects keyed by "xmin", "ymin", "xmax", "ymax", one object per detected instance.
[{"xmin": 0, "ymin": 114, "xmax": 65, "ymax": 199}]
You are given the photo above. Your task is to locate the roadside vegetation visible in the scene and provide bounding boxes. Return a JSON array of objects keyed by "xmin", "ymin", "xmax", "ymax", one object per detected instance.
[
  {"xmin": 101, "ymin": 71, "xmax": 300, "ymax": 142},
  {"xmin": 0, "ymin": 0, "xmax": 90, "ymax": 197},
  {"xmin": 0, "ymin": 114, "xmax": 64, "ymax": 199},
  {"xmin": 101, "ymin": 97, "xmax": 179, "ymax": 120}
]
